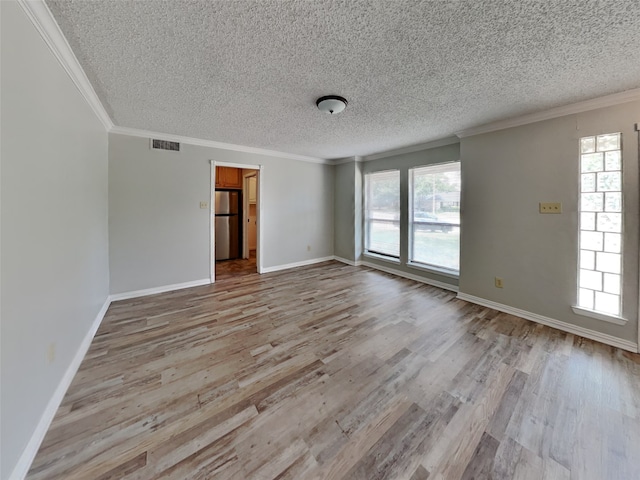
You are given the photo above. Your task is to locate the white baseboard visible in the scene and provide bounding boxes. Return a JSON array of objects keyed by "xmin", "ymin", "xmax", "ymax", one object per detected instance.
[
  {"xmin": 333, "ymin": 256, "xmax": 362, "ymax": 266},
  {"xmin": 359, "ymin": 260, "xmax": 459, "ymax": 293},
  {"xmin": 110, "ymin": 278, "xmax": 211, "ymax": 301},
  {"xmin": 457, "ymin": 292, "xmax": 639, "ymax": 353},
  {"xmin": 261, "ymin": 256, "xmax": 335, "ymax": 273},
  {"xmin": 9, "ymin": 297, "xmax": 112, "ymax": 480}
]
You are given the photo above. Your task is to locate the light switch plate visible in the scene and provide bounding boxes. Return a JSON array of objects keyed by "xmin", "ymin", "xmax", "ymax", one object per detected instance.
[{"xmin": 539, "ymin": 202, "xmax": 562, "ymax": 214}]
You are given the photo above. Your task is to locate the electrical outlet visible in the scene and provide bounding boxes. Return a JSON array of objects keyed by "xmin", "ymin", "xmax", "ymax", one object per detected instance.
[
  {"xmin": 539, "ymin": 202, "xmax": 562, "ymax": 214},
  {"xmin": 307, "ymin": 245, "xmax": 311, "ymax": 252},
  {"xmin": 199, "ymin": 201, "xmax": 208, "ymax": 209},
  {"xmin": 47, "ymin": 342, "xmax": 56, "ymax": 363},
  {"xmin": 495, "ymin": 277, "xmax": 504, "ymax": 288}
]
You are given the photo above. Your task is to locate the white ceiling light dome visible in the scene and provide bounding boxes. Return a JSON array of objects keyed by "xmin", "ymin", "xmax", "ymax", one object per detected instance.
[{"xmin": 316, "ymin": 95, "xmax": 348, "ymax": 114}]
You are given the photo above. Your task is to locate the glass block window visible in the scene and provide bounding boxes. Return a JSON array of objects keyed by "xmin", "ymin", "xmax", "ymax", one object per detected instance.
[{"xmin": 578, "ymin": 133, "xmax": 622, "ymax": 316}]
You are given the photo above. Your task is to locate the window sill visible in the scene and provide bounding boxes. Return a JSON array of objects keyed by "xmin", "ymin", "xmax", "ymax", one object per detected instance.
[
  {"xmin": 363, "ymin": 252, "xmax": 401, "ymax": 264},
  {"xmin": 407, "ymin": 261, "xmax": 459, "ymax": 279},
  {"xmin": 571, "ymin": 306, "xmax": 627, "ymax": 325}
]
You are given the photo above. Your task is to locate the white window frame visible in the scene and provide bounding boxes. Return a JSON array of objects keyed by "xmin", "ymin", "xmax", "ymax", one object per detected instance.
[
  {"xmin": 364, "ymin": 170, "xmax": 400, "ymax": 260},
  {"xmin": 408, "ymin": 162, "xmax": 461, "ymax": 276}
]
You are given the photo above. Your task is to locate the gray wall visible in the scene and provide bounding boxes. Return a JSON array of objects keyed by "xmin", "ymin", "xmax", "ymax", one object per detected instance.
[
  {"xmin": 360, "ymin": 143, "xmax": 461, "ymax": 288},
  {"xmin": 334, "ymin": 161, "xmax": 357, "ymax": 261},
  {"xmin": 109, "ymin": 133, "xmax": 334, "ymax": 294},
  {"xmin": 333, "ymin": 160, "xmax": 364, "ymax": 263},
  {"xmin": 1, "ymin": 3, "xmax": 110, "ymax": 478},
  {"xmin": 459, "ymin": 101, "xmax": 639, "ymax": 343},
  {"xmin": 355, "ymin": 161, "xmax": 363, "ymax": 260}
]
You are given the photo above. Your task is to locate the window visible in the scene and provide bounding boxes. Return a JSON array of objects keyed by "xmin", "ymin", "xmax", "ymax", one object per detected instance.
[
  {"xmin": 577, "ymin": 133, "xmax": 623, "ymax": 317},
  {"xmin": 365, "ymin": 170, "xmax": 400, "ymax": 258},
  {"xmin": 409, "ymin": 162, "xmax": 461, "ymax": 273}
]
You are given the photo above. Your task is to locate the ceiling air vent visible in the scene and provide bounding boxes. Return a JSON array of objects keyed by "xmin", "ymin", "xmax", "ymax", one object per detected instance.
[{"xmin": 151, "ymin": 139, "xmax": 180, "ymax": 152}]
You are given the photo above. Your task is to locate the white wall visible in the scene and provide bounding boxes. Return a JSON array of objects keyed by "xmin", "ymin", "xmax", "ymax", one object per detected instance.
[
  {"xmin": 0, "ymin": 2, "xmax": 110, "ymax": 479},
  {"xmin": 108, "ymin": 133, "xmax": 334, "ymax": 294},
  {"xmin": 459, "ymin": 101, "xmax": 639, "ymax": 343}
]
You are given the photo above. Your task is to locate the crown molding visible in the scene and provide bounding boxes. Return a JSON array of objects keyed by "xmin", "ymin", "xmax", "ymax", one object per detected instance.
[
  {"xmin": 361, "ymin": 136, "xmax": 460, "ymax": 162},
  {"xmin": 18, "ymin": 0, "xmax": 114, "ymax": 130},
  {"xmin": 456, "ymin": 88, "xmax": 640, "ymax": 138},
  {"xmin": 109, "ymin": 126, "xmax": 329, "ymax": 164},
  {"xmin": 23, "ymin": 0, "xmax": 636, "ymax": 165},
  {"xmin": 330, "ymin": 155, "xmax": 365, "ymax": 165}
]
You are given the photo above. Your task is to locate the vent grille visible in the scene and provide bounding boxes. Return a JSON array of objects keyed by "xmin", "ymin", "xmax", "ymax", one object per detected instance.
[{"xmin": 151, "ymin": 139, "xmax": 180, "ymax": 151}]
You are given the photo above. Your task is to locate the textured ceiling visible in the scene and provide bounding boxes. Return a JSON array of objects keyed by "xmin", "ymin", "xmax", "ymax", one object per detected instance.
[{"xmin": 46, "ymin": 0, "xmax": 640, "ymax": 159}]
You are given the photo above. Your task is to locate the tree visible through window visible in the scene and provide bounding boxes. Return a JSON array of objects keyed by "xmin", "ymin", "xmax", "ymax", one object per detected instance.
[
  {"xmin": 577, "ymin": 133, "xmax": 623, "ymax": 316},
  {"xmin": 365, "ymin": 170, "xmax": 400, "ymax": 258},
  {"xmin": 409, "ymin": 163, "xmax": 461, "ymax": 272}
]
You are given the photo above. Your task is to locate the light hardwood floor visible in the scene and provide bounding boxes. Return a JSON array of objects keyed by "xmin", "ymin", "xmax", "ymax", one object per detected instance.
[{"xmin": 27, "ymin": 261, "xmax": 640, "ymax": 479}]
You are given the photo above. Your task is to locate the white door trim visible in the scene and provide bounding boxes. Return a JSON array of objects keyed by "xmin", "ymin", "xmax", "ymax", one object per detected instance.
[
  {"xmin": 242, "ymin": 173, "xmax": 250, "ymax": 260},
  {"xmin": 242, "ymin": 171, "xmax": 258, "ymax": 259},
  {"xmin": 210, "ymin": 161, "xmax": 263, "ymax": 283},
  {"xmin": 636, "ymin": 123, "xmax": 640, "ymax": 352}
]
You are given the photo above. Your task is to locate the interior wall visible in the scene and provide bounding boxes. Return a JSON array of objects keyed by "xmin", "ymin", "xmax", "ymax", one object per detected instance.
[
  {"xmin": 0, "ymin": 2, "xmax": 110, "ymax": 478},
  {"xmin": 109, "ymin": 133, "xmax": 334, "ymax": 294},
  {"xmin": 354, "ymin": 161, "xmax": 364, "ymax": 260},
  {"xmin": 334, "ymin": 159, "xmax": 365, "ymax": 263},
  {"xmin": 360, "ymin": 143, "xmax": 461, "ymax": 288},
  {"xmin": 459, "ymin": 101, "xmax": 639, "ymax": 343},
  {"xmin": 334, "ymin": 161, "xmax": 357, "ymax": 261}
]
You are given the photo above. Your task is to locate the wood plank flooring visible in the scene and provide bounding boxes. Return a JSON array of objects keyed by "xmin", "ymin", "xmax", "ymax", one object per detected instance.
[
  {"xmin": 215, "ymin": 250, "xmax": 257, "ymax": 280},
  {"xmin": 27, "ymin": 261, "xmax": 640, "ymax": 479}
]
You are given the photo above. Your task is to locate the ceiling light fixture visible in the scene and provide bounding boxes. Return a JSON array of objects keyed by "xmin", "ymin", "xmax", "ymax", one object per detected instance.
[{"xmin": 316, "ymin": 95, "xmax": 348, "ymax": 114}]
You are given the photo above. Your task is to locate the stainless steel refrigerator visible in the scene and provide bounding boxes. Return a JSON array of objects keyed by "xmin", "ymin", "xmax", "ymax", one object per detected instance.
[{"xmin": 215, "ymin": 190, "xmax": 240, "ymax": 260}]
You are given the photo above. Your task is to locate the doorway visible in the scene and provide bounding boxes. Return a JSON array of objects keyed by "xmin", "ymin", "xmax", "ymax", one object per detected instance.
[{"xmin": 210, "ymin": 161, "xmax": 262, "ymax": 283}]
